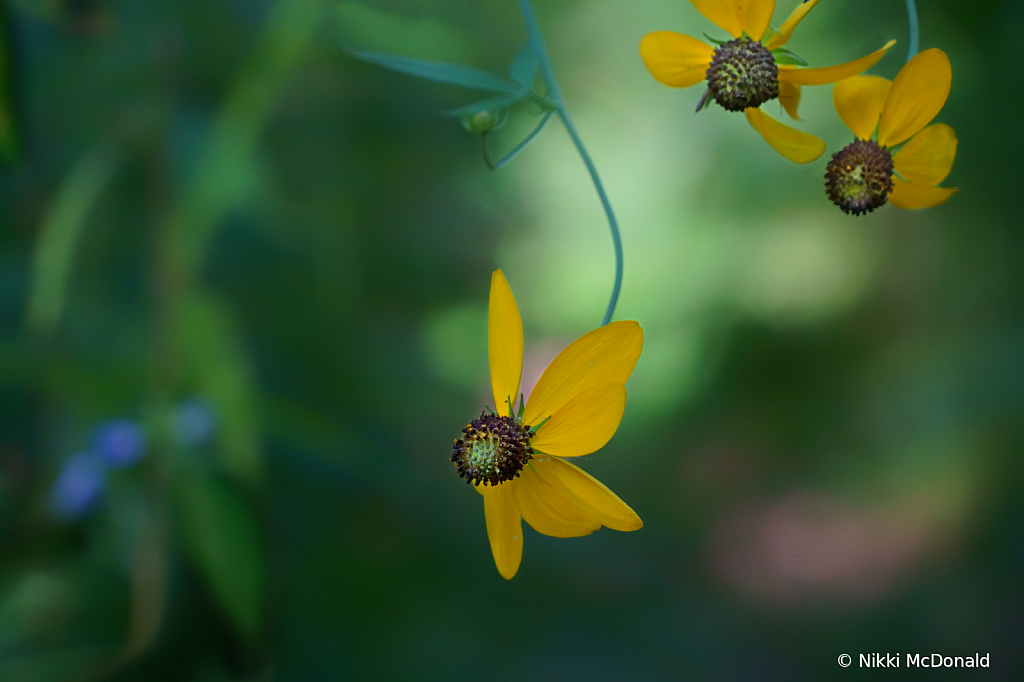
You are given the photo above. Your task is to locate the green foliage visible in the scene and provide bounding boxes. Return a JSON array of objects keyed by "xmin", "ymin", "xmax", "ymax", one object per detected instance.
[
  {"xmin": 443, "ymin": 91, "xmax": 525, "ymax": 118},
  {"xmin": 24, "ymin": 144, "xmax": 121, "ymax": 337},
  {"xmin": 174, "ymin": 293, "xmax": 263, "ymax": 484},
  {"xmin": 0, "ymin": 0, "xmax": 1021, "ymax": 679},
  {"xmin": 175, "ymin": 464, "xmax": 267, "ymax": 645},
  {"xmin": 167, "ymin": 0, "xmax": 324, "ymax": 284},
  {"xmin": 335, "ymin": 1, "xmax": 477, "ymax": 62},
  {"xmin": 345, "ymin": 49, "xmax": 520, "ymax": 94},
  {"xmin": 0, "ymin": 5, "xmax": 19, "ymax": 167},
  {"xmin": 348, "ymin": 39, "xmax": 544, "ymax": 123},
  {"xmin": 508, "ymin": 42, "xmax": 539, "ymax": 90}
]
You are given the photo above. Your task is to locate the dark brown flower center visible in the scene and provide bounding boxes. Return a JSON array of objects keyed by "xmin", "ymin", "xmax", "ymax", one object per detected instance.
[
  {"xmin": 706, "ymin": 37, "xmax": 779, "ymax": 112},
  {"xmin": 451, "ymin": 412, "xmax": 533, "ymax": 486},
  {"xmin": 825, "ymin": 139, "xmax": 895, "ymax": 215}
]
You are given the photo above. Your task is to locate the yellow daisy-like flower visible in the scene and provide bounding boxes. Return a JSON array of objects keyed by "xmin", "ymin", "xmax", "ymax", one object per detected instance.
[
  {"xmin": 826, "ymin": 48, "xmax": 957, "ymax": 214},
  {"xmin": 639, "ymin": 0, "xmax": 896, "ymax": 164},
  {"xmin": 451, "ymin": 270, "xmax": 643, "ymax": 579}
]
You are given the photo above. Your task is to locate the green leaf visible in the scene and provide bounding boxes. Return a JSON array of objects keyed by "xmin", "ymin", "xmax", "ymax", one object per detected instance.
[
  {"xmin": 0, "ymin": 5, "xmax": 20, "ymax": 166},
  {"xmin": 440, "ymin": 92, "xmax": 526, "ymax": 118},
  {"xmin": 508, "ymin": 42, "xmax": 538, "ymax": 90},
  {"xmin": 176, "ymin": 466, "xmax": 266, "ymax": 644},
  {"xmin": 346, "ymin": 49, "xmax": 519, "ymax": 93},
  {"xmin": 167, "ymin": 0, "xmax": 322, "ymax": 285},
  {"xmin": 771, "ymin": 48, "xmax": 808, "ymax": 66},
  {"xmin": 174, "ymin": 293, "xmax": 263, "ymax": 484},
  {"xmin": 24, "ymin": 144, "xmax": 121, "ymax": 337},
  {"xmin": 702, "ymin": 33, "xmax": 728, "ymax": 46},
  {"xmin": 335, "ymin": 2, "xmax": 476, "ymax": 63}
]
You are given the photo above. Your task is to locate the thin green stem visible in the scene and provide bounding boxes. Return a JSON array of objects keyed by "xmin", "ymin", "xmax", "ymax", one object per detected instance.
[
  {"xmin": 557, "ymin": 110, "xmax": 623, "ymax": 327},
  {"xmin": 517, "ymin": 0, "xmax": 623, "ymax": 327},
  {"xmin": 904, "ymin": 0, "xmax": 919, "ymax": 62},
  {"xmin": 483, "ymin": 109, "xmax": 554, "ymax": 170}
]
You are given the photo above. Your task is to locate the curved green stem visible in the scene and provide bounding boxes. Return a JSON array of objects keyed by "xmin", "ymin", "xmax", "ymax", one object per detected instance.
[
  {"xmin": 517, "ymin": 0, "xmax": 623, "ymax": 327},
  {"xmin": 556, "ymin": 109, "xmax": 623, "ymax": 327},
  {"xmin": 904, "ymin": 0, "xmax": 919, "ymax": 62},
  {"xmin": 483, "ymin": 109, "xmax": 554, "ymax": 170}
]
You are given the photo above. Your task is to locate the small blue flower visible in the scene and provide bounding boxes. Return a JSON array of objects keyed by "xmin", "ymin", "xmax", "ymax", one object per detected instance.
[
  {"xmin": 48, "ymin": 452, "xmax": 107, "ymax": 520},
  {"xmin": 172, "ymin": 400, "xmax": 216, "ymax": 448},
  {"xmin": 92, "ymin": 419, "xmax": 148, "ymax": 468}
]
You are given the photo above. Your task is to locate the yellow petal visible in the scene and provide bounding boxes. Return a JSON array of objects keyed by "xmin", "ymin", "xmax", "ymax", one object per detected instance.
[
  {"xmin": 531, "ymin": 457, "xmax": 642, "ymax": 532},
  {"xmin": 779, "ymin": 79, "xmax": 801, "ymax": 120},
  {"xmin": 744, "ymin": 107, "xmax": 825, "ymax": 164},
  {"xmin": 888, "ymin": 177, "xmax": 957, "ymax": 210},
  {"xmin": 734, "ymin": 0, "xmax": 775, "ymax": 41},
  {"xmin": 764, "ymin": 0, "xmax": 821, "ymax": 49},
  {"xmin": 777, "ymin": 40, "xmax": 896, "ymax": 86},
  {"xmin": 513, "ymin": 465, "xmax": 600, "ymax": 538},
  {"xmin": 522, "ymin": 321, "xmax": 643, "ymax": 426},
  {"xmin": 529, "ymin": 382, "xmax": 626, "ymax": 458},
  {"xmin": 482, "ymin": 482, "xmax": 523, "ymax": 579},
  {"xmin": 639, "ymin": 32, "xmax": 714, "ymax": 89},
  {"xmin": 893, "ymin": 123, "xmax": 957, "ymax": 186},
  {"xmin": 689, "ymin": 0, "xmax": 742, "ymax": 37},
  {"xmin": 832, "ymin": 75, "xmax": 891, "ymax": 140},
  {"xmin": 488, "ymin": 270, "xmax": 523, "ymax": 417},
  {"xmin": 877, "ymin": 48, "xmax": 951, "ymax": 147}
]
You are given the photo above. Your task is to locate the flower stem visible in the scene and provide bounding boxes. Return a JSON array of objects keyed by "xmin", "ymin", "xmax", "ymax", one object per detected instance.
[
  {"xmin": 904, "ymin": 0, "xmax": 919, "ymax": 62},
  {"xmin": 483, "ymin": 109, "xmax": 554, "ymax": 170},
  {"xmin": 517, "ymin": 0, "xmax": 623, "ymax": 327}
]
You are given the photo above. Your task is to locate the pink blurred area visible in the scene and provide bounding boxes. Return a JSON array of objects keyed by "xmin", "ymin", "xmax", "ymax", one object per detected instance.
[{"xmin": 708, "ymin": 490, "xmax": 954, "ymax": 608}]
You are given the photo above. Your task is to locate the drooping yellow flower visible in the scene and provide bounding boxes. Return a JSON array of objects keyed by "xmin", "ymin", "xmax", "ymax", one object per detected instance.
[
  {"xmin": 450, "ymin": 270, "xmax": 643, "ymax": 579},
  {"xmin": 639, "ymin": 0, "xmax": 895, "ymax": 164},
  {"xmin": 826, "ymin": 48, "xmax": 957, "ymax": 214}
]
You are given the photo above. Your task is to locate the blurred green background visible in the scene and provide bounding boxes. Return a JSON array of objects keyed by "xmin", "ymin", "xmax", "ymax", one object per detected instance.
[{"xmin": 1, "ymin": 0, "xmax": 1022, "ymax": 679}]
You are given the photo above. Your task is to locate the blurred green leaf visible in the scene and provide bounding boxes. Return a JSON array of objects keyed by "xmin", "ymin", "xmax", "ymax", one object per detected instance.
[
  {"xmin": 346, "ymin": 49, "xmax": 519, "ymax": 93},
  {"xmin": 0, "ymin": 4, "xmax": 20, "ymax": 166},
  {"xmin": 334, "ymin": 1, "xmax": 476, "ymax": 62},
  {"xmin": 24, "ymin": 143, "xmax": 120, "ymax": 337},
  {"xmin": 175, "ymin": 465, "xmax": 266, "ymax": 644},
  {"xmin": 175, "ymin": 293, "xmax": 262, "ymax": 484},
  {"xmin": 440, "ymin": 91, "xmax": 525, "ymax": 117},
  {"xmin": 0, "ymin": 648, "xmax": 112, "ymax": 682},
  {"xmin": 508, "ymin": 42, "xmax": 538, "ymax": 90},
  {"xmin": 167, "ymin": 0, "xmax": 323, "ymax": 286}
]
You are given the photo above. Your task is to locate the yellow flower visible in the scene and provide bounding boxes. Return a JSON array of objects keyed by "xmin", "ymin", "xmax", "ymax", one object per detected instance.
[
  {"xmin": 639, "ymin": 0, "xmax": 895, "ymax": 164},
  {"xmin": 451, "ymin": 270, "xmax": 643, "ymax": 579},
  {"xmin": 826, "ymin": 48, "xmax": 957, "ymax": 213}
]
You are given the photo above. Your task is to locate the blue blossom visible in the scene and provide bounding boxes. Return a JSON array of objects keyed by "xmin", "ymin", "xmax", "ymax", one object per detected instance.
[
  {"xmin": 92, "ymin": 419, "xmax": 148, "ymax": 468},
  {"xmin": 48, "ymin": 452, "xmax": 107, "ymax": 520}
]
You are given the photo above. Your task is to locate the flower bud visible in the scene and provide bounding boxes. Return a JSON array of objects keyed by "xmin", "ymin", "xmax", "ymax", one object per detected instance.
[{"xmin": 459, "ymin": 108, "xmax": 508, "ymax": 135}]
